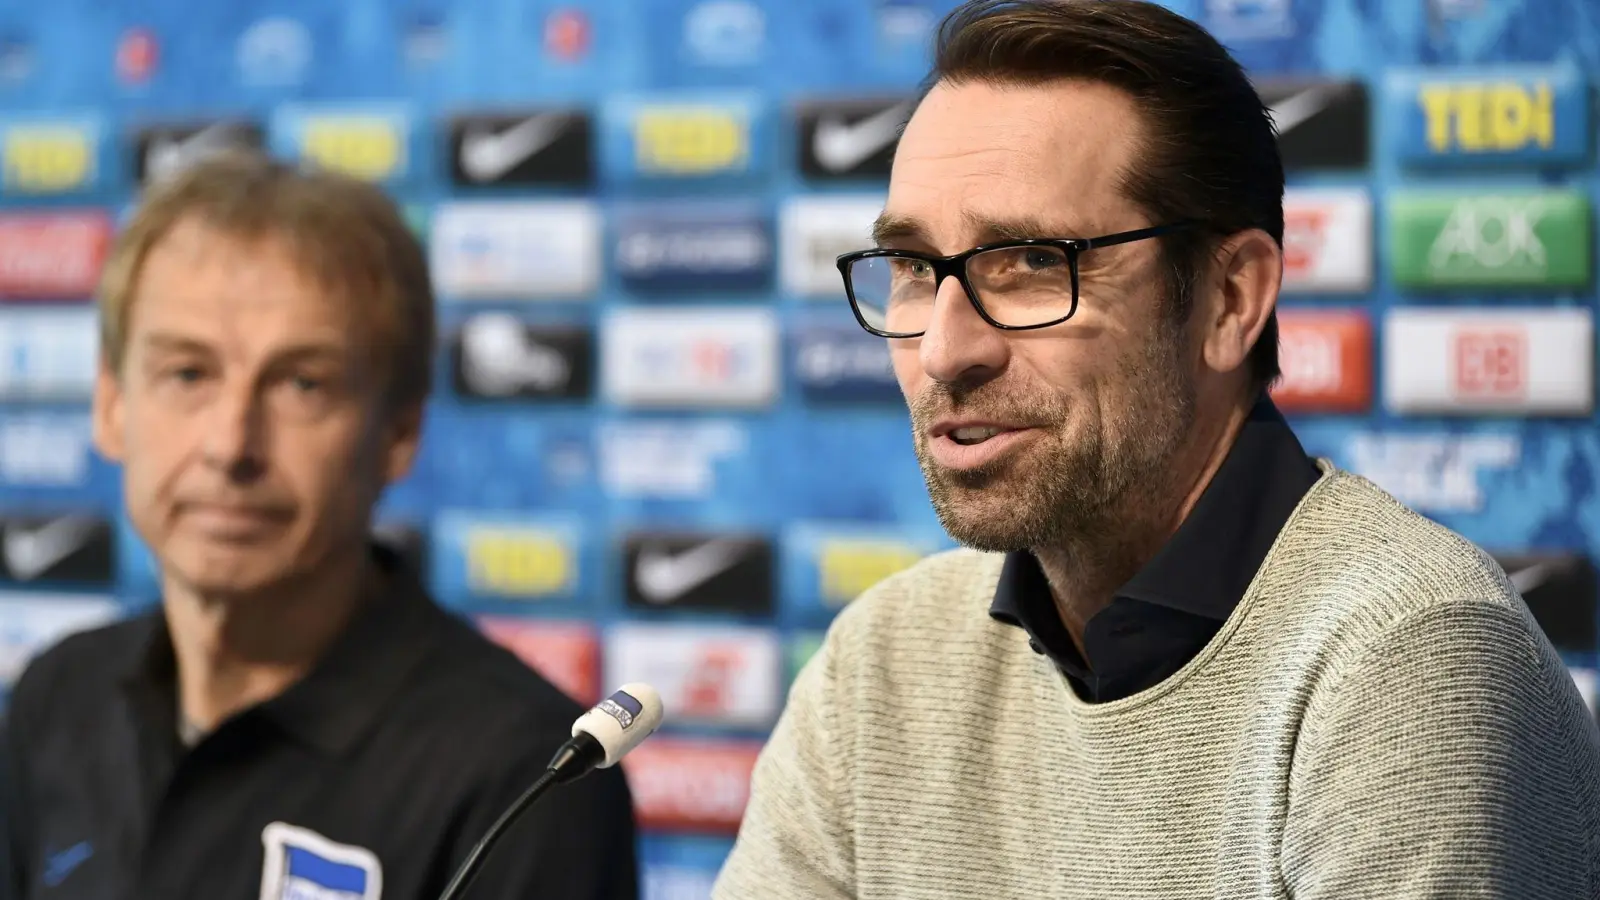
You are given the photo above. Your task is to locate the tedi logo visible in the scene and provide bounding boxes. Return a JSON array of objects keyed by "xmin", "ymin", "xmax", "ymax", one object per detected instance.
[{"xmin": 43, "ymin": 841, "xmax": 93, "ymax": 887}]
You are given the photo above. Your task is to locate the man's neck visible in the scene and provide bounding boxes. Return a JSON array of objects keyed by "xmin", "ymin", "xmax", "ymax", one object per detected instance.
[
  {"xmin": 164, "ymin": 550, "xmax": 375, "ymax": 735},
  {"xmin": 1035, "ymin": 398, "xmax": 1255, "ymax": 661}
]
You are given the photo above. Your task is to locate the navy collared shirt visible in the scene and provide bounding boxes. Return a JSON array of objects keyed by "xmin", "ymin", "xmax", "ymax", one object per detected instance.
[{"xmin": 990, "ymin": 396, "xmax": 1322, "ymax": 703}]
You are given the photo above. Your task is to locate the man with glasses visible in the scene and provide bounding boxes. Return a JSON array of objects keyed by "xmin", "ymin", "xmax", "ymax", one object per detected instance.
[{"xmin": 716, "ymin": 1, "xmax": 1600, "ymax": 898}]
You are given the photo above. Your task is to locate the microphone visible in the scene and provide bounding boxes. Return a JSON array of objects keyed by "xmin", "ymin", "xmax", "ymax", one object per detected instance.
[{"xmin": 436, "ymin": 684, "xmax": 665, "ymax": 900}]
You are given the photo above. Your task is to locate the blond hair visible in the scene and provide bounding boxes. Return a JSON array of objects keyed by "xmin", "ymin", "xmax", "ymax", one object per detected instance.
[{"xmin": 98, "ymin": 151, "xmax": 435, "ymax": 407}]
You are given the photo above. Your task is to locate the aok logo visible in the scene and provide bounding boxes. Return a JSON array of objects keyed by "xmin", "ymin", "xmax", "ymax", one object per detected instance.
[
  {"xmin": 1427, "ymin": 197, "xmax": 1547, "ymax": 272},
  {"xmin": 1417, "ymin": 81, "xmax": 1554, "ymax": 154}
]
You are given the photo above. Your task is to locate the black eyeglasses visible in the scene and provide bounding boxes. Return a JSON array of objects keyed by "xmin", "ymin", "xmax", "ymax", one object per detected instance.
[{"xmin": 835, "ymin": 223, "xmax": 1195, "ymax": 338}]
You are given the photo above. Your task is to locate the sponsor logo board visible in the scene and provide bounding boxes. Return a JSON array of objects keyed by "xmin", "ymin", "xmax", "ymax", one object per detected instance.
[
  {"xmin": 433, "ymin": 512, "xmax": 583, "ymax": 603},
  {"xmin": 623, "ymin": 532, "xmax": 774, "ymax": 614},
  {"xmin": 1270, "ymin": 310, "xmax": 1373, "ymax": 413},
  {"xmin": 1345, "ymin": 432, "xmax": 1520, "ymax": 514},
  {"xmin": 132, "ymin": 119, "xmax": 265, "ymax": 185},
  {"xmin": 475, "ymin": 617, "xmax": 600, "ymax": 703},
  {"xmin": 1280, "ymin": 188, "xmax": 1372, "ymax": 294},
  {"xmin": 0, "ymin": 593, "xmax": 120, "ymax": 687},
  {"xmin": 271, "ymin": 105, "xmax": 412, "ymax": 184},
  {"xmin": 614, "ymin": 202, "xmax": 773, "ymax": 294},
  {"xmin": 449, "ymin": 315, "xmax": 593, "ymax": 401},
  {"xmin": 780, "ymin": 195, "xmax": 882, "ymax": 297},
  {"xmin": 790, "ymin": 323, "xmax": 900, "ymax": 404},
  {"xmin": 794, "ymin": 97, "xmax": 912, "ymax": 181},
  {"xmin": 447, "ymin": 110, "xmax": 594, "ymax": 188},
  {"xmin": 601, "ymin": 308, "xmax": 779, "ymax": 408},
  {"xmin": 1253, "ymin": 78, "xmax": 1369, "ymax": 170},
  {"xmin": 0, "ymin": 211, "xmax": 111, "ymax": 299},
  {"xmin": 431, "ymin": 201, "xmax": 602, "ymax": 299},
  {"xmin": 1387, "ymin": 63, "xmax": 1589, "ymax": 166},
  {"xmin": 606, "ymin": 93, "xmax": 767, "ymax": 182},
  {"xmin": 0, "ymin": 115, "xmax": 103, "ymax": 195},
  {"xmin": 0, "ymin": 514, "xmax": 115, "ymax": 586},
  {"xmin": 604, "ymin": 623, "xmax": 780, "ymax": 729},
  {"xmin": 0, "ymin": 308, "xmax": 98, "ymax": 401},
  {"xmin": 1383, "ymin": 307, "xmax": 1593, "ymax": 416},
  {"xmin": 624, "ymin": 737, "xmax": 763, "ymax": 834},
  {"xmin": 1387, "ymin": 190, "xmax": 1591, "ymax": 288}
]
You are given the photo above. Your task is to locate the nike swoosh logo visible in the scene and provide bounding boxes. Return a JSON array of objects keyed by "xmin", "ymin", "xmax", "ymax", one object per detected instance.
[
  {"xmin": 1509, "ymin": 562, "xmax": 1553, "ymax": 595},
  {"xmin": 812, "ymin": 101, "xmax": 912, "ymax": 173},
  {"xmin": 2, "ymin": 516, "xmax": 100, "ymax": 582},
  {"xmin": 635, "ymin": 540, "xmax": 746, "ymax": 604},
  {"xmin": 41, "ymin": 841, "xmax": 93, "ymax": 887},
  {"xmin": 459, "ymin": 115, "xmax": 570, "ymax": 183},
  {"xmin": 146, "ymin": 123, "xmax": 245, "ymax": 181},
  {"xmin": 1267, "ymin": 84, "xmax": 1343, "ymax": 137}
]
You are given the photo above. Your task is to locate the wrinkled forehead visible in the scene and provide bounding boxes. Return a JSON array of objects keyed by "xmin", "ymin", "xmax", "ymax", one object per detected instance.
[
  {"xmin": 128, "ymin": 221, "xmax": 370, "ymax": 358},
  {"xmin": 883, "ymin": 79, "xmax": 1147, "ymax": 253}
]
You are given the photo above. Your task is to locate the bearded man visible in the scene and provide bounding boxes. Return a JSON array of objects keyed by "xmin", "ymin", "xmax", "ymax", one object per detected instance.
[{"xmin": 713, "ymin": 1, "xmax": 1600, "ymax": 898}]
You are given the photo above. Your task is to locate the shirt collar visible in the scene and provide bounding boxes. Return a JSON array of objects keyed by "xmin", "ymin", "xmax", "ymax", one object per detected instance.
[
  {"xmin": 990, "ymin": 395, "xmax": 1321, "ymax": 628},
  {"xmin": 119, "ymin": 544, "xmax": 446, "ymax": 758}
]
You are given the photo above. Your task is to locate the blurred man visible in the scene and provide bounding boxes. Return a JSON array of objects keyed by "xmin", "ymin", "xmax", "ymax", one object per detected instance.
[
  {"xmin": 717, "ymin": 2, "xmax": 1600, "ymax": 898},
  {"xmin": 0, "ymin": 153, "xmax": 637, "ymax": 899}
]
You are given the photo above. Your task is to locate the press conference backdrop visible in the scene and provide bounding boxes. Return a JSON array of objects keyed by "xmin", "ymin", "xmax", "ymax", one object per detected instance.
[{"xmin": 0, "ymin": 0, "xmax": 1598, "ymax": 894}]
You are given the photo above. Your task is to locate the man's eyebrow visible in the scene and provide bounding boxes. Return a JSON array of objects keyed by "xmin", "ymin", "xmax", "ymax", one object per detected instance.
[
  {"xmin": 962, "ymin": 211, "xmax": 1097, "ymax": 243},
  {"xmin": 869, "ymin": 211, "xmax": 1102, "ymax": 250},
  {"xmin": 870, "ymin": 213, "xmax": 925, "ymax": 247}
]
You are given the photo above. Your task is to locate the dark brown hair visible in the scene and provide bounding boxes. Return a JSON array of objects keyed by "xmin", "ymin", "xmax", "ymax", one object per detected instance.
[{"xmin": 930, "ymin": 0, "xmax": 1283, "ymax": 394}]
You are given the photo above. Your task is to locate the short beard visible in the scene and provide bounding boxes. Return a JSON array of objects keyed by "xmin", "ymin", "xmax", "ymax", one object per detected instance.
[{"xmin": 910, "ymin": 314, "xmax": 1197, "ymax": 556}]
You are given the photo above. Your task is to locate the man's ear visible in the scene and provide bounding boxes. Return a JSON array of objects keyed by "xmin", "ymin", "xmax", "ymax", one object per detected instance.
[
  {"xmin": 381, "ymin": 400, "xmax": 425, "ymax": 486},
  {"xmin": 1198, "ymin": 228, "xmax": 1280, "ymax": 378},
  {"xmin": 91, "ymin": 356, "xmax": 127, "ymax": 463}
]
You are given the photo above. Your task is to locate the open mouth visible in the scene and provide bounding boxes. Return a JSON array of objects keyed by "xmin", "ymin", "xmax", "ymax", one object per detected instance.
[{"xmin": 949, "ymin": 426, "xmax": 1006, "ymax": 445}]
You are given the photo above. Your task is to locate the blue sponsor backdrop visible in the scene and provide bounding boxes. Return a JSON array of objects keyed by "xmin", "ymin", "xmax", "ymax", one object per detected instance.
[{"xmin": 0, "ymin": 0, "xmax": 1597, "ymax": 892}]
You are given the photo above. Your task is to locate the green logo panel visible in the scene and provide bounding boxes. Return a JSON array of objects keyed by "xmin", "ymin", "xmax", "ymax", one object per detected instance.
[{"xmin": 1387, "ymin": 190, "xmax": 1591, "ymax": 288}]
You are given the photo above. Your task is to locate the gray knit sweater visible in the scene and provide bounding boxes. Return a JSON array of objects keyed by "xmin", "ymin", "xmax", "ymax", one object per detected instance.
[{"xmin": 714, "ymin": 465, "xmax": 1600, "ymax": 899}]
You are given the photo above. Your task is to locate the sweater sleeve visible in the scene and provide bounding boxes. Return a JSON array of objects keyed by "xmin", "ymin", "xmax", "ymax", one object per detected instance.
[
  {"xmin": 713, "ymin": 632, "xmax": 855, "ymax": 900},
  {"xmin": 1282, "ymin": 598, "xmax": 1600, "ymax": 899}
]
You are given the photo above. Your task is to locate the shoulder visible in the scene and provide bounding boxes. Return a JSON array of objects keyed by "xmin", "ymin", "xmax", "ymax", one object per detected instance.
[
  {"xmin": 828, "ymin": 546, "xmax": 1009, "ymax": 650},
  {"xmin": 1270, "ymin": 467, "xmax": 1525, "ymax": 625},
  {"xmin": 811, "ymin": 547, "xmax": 1032, "ymax": 712},
  {"xmin": 9, "ymin": 611, "xmax": 152, "ymax": 729},
  {"xmin": 1262, "ymin": 467, "xmax": 1560, "ymax": 685},
  {"xmin": 405, "ymin": 606, "xmax": 591, "ymax": 747}
]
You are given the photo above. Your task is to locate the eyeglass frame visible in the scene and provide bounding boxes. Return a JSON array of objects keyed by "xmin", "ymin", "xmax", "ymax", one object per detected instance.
[{"xmin": 834, "ymin": 222, "xmax": 1198, "ymax": 338}]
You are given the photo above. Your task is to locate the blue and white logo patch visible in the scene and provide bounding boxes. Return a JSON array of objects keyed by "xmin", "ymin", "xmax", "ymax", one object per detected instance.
[{"xmin": 260, "ymin": 822, "xmax": 383, "ymax": 900}]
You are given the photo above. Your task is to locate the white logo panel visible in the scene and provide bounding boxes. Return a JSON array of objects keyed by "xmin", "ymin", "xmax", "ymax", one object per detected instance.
[
  {"xmin": 0, "ymin": 308, "xmax": 98, "ymax": 400},
  {"xmin": 431, "ymin": 201, "xmax": 601, "ymax": 299},
  {"xmin": 601, "ymin": 307, "xmax": 778, "ymax": 408},
  {"xmin": 1383, "ymin": 307, "xmax": 1593, "ymax": 416},
  {"xmin": 1281, "ymin": 187, "xmax": 1372, "ymax": 294},
  {"xmin": 779, "ymin": 195, "xmax": 883, "ymax": 298},
  {"xmin": 603, "ymin": 623, "xmax": 780, "ymax": 729},
  {"xmin": 0, "ymin": 593, "xmax": 120, "ymax": 687}
]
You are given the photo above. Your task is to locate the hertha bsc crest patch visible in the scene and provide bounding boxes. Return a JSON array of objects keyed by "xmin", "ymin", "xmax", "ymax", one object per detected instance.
[{"xmin": 259, "ymin": 822, "xmax": 383, "ymax": 900}]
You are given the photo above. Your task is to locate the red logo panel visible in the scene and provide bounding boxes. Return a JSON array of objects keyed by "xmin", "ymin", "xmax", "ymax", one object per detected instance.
[
  {"xmin": 0, "ymin": 212, "xmax": 113, "ymax": 299},
  {"xmin": 1270, "ymin": 310, "xmax": 1373, "ymax": 413},
  {"xmin": 476, "ymin": 616, "xmax": 600, "ymax": 705},
  {"xmin": 623, "ymin": 738, "xmax": 763, "ymax": 834}
]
